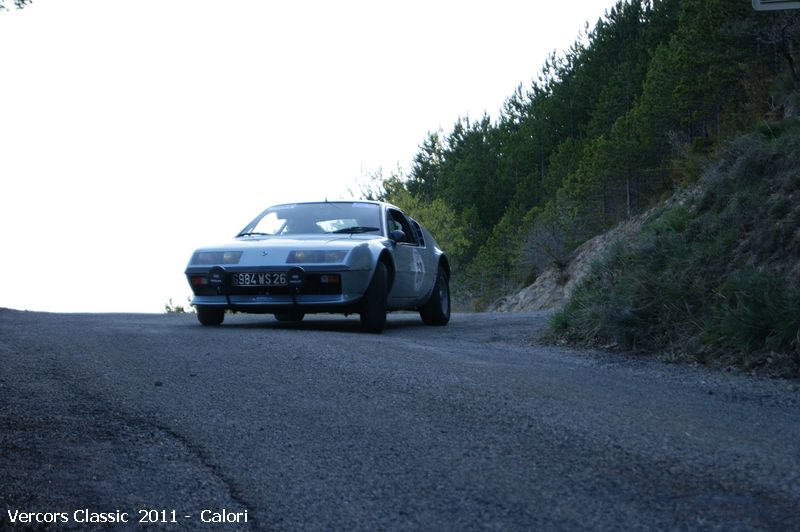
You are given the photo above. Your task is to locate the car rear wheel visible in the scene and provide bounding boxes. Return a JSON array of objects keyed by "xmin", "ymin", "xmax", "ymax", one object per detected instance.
[
  {"xmin": 360, "ymin": 262, "xmax": 388, "ymax": 333},
  {"xmin": 274, "ymin": 311, "xmax": 305, "ymax": 322},
  {"xmin": 420, "ymin": 266, "xmax": 450, "ymax": 326},
  {"xmin": 196, "ymin": 306, "xmax": 225, "ymax": 326}
]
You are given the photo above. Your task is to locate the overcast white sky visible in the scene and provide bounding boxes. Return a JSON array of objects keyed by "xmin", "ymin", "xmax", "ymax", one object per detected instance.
[{"xmin": 1, "ymin": 0, "xmax": 614, "ymax": 313}]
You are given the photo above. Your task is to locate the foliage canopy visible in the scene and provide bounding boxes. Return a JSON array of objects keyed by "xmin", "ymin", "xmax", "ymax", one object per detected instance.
[{"xmin": 369, "ymin": 0, "xmax": 800, "ymax": 311}]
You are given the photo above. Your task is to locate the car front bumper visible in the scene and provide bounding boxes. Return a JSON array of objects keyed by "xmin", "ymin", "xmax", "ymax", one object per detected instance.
[{"xmin": 186, "ymin": 265, "xmax": 371, "ymax": 313}]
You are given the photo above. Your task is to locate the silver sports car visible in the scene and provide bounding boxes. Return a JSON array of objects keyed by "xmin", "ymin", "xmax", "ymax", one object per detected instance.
[{"xmin": 184, "ymin": 201, "xmax": 450, "ymax": 332}]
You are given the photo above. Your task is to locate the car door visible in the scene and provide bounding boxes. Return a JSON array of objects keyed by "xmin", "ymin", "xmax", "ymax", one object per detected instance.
[{"xmin": 386, "ymin": 208, "xmax": 427, "ymax": 305}]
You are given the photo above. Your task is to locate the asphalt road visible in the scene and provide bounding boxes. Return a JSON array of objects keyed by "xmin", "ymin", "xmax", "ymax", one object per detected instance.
[{"xmin": 1, "ymin": 308, "xmax": 799, "ymax": 530}]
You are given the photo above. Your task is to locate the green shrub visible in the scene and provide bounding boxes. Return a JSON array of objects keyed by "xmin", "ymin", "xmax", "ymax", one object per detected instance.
[
  {"xmin": 707, "ymin": 270, "xmax": 800, "ymax": 355},
  {"xmin": 548, "ymin": 123, "xmax": 800, "ymax": 374}
]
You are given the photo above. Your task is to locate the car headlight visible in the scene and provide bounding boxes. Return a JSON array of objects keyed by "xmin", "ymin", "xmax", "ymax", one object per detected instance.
[
  {"xmin": 191, "ymin": 251, "xmax": 242, "ymax": 265},
  {"xmin": 287, "ymin": 250, "xmax": 348, "ymax": 263}
]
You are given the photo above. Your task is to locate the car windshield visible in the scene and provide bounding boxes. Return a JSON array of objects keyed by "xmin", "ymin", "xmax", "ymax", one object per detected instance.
[{"xmin": 239, "ymin": 202, "xmax": 383, "ymax": 237}]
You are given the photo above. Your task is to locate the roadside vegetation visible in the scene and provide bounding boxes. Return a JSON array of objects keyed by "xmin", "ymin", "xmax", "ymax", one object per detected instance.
[
  {"xmin": 550, "ymin": 122, "xmax": 800, "ymax": 375},
  {"xmin": 363, "ymin": 0, "xmax": 799, "ymax": 373},
  {"xmin": 164, "ymin": 297, "xmax": 193, "ymax": 314}
]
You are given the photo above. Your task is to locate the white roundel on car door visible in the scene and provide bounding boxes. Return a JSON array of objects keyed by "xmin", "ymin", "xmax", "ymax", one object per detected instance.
[{"xmin": 412, "ymin": 248, "xmax": 426, "ymax": 292}]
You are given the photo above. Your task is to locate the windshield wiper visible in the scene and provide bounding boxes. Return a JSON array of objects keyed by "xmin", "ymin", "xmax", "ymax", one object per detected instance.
[
  {"xmin": 238, "ymin": 231, "xmax": 271, "ymax": 237},
  {"xmin": 330, "ymin": 226, "xmax": 381, "ymax": 234}
]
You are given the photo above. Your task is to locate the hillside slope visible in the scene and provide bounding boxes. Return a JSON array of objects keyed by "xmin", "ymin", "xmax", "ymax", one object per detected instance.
[{"xmin": 499, "ymin": 120, "xmax": 800, "ymax": 377}]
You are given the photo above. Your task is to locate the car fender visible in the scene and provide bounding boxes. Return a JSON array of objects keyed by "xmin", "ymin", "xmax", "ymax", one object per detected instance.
[{"xmin": 377, "ymin": 248, "xmax": 396, "ymax": 293}]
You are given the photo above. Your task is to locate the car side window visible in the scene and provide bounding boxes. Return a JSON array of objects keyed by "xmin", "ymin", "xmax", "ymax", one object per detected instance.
[
  {"xmin": 410, "ymin": 219, "xmax": 425, "ymax": 247},
  {"xmin": 387, "ymin": 209, "xmax": 418, "ymax": 245}
]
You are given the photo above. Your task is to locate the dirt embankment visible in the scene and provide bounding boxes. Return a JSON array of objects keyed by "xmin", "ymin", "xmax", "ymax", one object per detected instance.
[{"xmin": 488, "ymin": 212, "xmax": 655, "ymax": 313}]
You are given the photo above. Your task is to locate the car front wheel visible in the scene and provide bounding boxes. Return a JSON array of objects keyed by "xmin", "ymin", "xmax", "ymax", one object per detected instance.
[
  {"xmin": 420, "ymin": 266, "xmax": 450, "ymax": 326},
  {"xmin": 196, "ymin": 306, "xmax": 225, "ymax": 326},
  {"xmin": 360, "ymin": 262, "xmax": 388, "ymax": 333}
]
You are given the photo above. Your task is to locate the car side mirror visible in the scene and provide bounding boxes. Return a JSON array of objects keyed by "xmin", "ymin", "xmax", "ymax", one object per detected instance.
[{"xmin": 389, "ymin": 229, "xmax": 406, "ymax": 243}]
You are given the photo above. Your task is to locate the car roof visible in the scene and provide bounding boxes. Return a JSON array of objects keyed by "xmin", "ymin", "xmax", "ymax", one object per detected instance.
[{"xmin": 269, "ymin": 200, "xmax": 402, "ymax": 211}]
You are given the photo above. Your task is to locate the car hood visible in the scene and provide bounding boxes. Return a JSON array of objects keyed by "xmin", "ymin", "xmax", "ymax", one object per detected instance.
[{"xmin": 189, "ymin": 234, "xmax": 384, "ymax": 268}]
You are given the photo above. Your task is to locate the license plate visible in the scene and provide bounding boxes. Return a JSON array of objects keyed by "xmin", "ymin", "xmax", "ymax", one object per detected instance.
[{"xmin": 231, "ymin": 272, "xmax": 288, "ymax": 287}]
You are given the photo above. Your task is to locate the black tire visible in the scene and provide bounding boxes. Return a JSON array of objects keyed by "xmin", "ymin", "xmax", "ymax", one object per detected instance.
[
  {"xmin": 420, "ymin": 266, "xmax": 450, "ymax": 326},
  {"xmin": 274, "ymin": 311, "xmax": 305, "ymax": 322},
  {"xmin": 360, "ymin": 262, "xmax": 388, "ymax": 333},
  {"xmin": 196, "ymin": 306, "xmax": 225, "ymax": 326}
]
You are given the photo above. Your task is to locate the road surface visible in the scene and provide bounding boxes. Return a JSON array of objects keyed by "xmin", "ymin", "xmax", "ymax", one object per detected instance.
[{"xmin": 1, "ymin": 309, "xmax": 798, "ymax": 530}]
